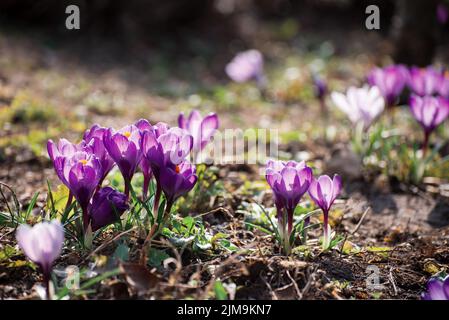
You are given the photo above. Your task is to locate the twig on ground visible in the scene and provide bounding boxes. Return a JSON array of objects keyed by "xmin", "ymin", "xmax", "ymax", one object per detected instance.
[
  {"xmin": 350, "ymin": 207, "xmax": 371, "ymax": 235},
  {"xmin": 84, "ymin": 227, "xmax": 136, "ymax": 262}
]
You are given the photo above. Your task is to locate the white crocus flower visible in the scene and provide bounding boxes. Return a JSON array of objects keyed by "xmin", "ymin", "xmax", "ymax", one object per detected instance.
[{"xmin": 331, "ymin": 85, "xmax": 385, "ymax": 128}]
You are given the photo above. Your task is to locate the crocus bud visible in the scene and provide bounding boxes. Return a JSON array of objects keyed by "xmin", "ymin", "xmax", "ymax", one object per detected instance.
[
  {"xmin": 178, "ymin": 110, "xmax": 219, "ymax": 160},
  {"xmin": 367, "ymin": 65, "xmax": 408, "ymax": 106},
  {"xmin": 331, "ymin": 86, "xmax": 385, "ymax": 129},
  {"xmin": 422, "ymin": 277, "xmax": 449, "ymax": 300},
  {"xmin": 225, "ymin": 49, "xmax": 265, "ymax": 86},
  {"xmin": 308, "ymin": 174, "xmax": 342, "ymax": 249},
  {"xmin": 16, "ymin": 220, "xmax": 64, "ymax": 280},
  {"xmin": 88, "ymin": 187, "xmax": 129, "ymax": 231}
]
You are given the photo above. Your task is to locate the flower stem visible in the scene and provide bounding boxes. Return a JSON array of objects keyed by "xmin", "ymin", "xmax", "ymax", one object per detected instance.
[
  {"xmin": 124, "ymin": 180, "xmax": 130, "ymax": 199},
  {"xmin": 322, "ymin": 209, "xmax": 329, "ymax": 250},
  {"xmin": 422, "ymin": 131, "xmax": 430, "ymax": 157},
  {"xmin": 153, "ymin": 183, "xmax": 162, "ymax": 220},
  {"xmin": 43, "ymin": 270, "xmax": 51, "ymax": 300},
  {"xmin": 142, "ymin": 175, "xmax": 150, "ymax": 201}
]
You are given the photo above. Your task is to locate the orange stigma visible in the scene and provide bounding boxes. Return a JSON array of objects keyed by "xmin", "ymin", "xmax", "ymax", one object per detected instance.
[
  {"xmin": 123, "ymin": 131, "xmax": 131, "ymax": 138},
  {"xmin": 79, "ymin": 159, "xmax": 88, "ymax": 165},
  {"xmin": 175, "ymin": 165, "xmax": 180, "ymax": 174}
]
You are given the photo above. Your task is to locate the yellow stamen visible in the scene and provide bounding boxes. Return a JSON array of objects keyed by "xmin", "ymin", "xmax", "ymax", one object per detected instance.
[
  {"xmin": 123, "ymin": 131, "xmax": 131, "ymax": 138},
  {"xmin": 79, "ymin": 159, "xmax": 88, "ymax": 165}
]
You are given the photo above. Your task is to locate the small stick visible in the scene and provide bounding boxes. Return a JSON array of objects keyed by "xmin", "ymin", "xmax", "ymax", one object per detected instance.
[
  {"xmin": 350, "ymin": 207, "xmax": 371, "ymax": 235},
  {"xmin": 84, "ymin": 227, "xmax": 136, "ymax": 262}
]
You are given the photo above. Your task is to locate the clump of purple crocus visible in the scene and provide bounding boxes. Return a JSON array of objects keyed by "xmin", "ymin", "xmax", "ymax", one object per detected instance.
[
  {"xmin": 178, "ymin": 110, "xmax": 219, "ymax": 162},
  {"xmin": 88, "ymin": 187, "xmax": 129, "ymax": 231},
  {"xmin": 16, "ymin": 220, "xmax": 64, "ymax": 299},
  {"xmin": 409, "ymin": 95, "xmax": 449, "ymax": 155},
  {"xmin": 308, "ymin": 174, "xmax": 342, "ymax": 249},
  {"xmin": 226, "ymin": 49, "xmax": 265, "ymax": 87},
  {"xmin": 422, "ymin": 277, "xmax": 449, "ymax": 300},
  {"xmin": 265, "ymin": 160, "xmax": 312, "ymax": 254},
  {"xmin": 367, "ymin": 65, "xmax": 409, "ymax": 106}
]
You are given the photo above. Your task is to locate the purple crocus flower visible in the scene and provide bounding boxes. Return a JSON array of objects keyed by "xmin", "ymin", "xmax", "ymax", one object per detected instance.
[
  {"xmin": 141, "ymin": 126, "xmax": 193, "ymax": 214},
  {"xmin": 178, "ymin": 110, "xmax": 219, "ymax": 161},
  {"xmin": 410, "ymin": 95, "xmax": 449, "ymax": 154},
  {"xmin": 367, "ymin": 65, "xmax": 409, "ymax": 106},
  {"xmin": 83, "ymin": 124, "xmax": 115, "ymax": 183},
  {"xmin": 54, "ymin": 151, "xmax": 102, "ymax": 229},
  {"xmin": 159, "ymin": 160, "xmax": 197, "ymax": 206},
  {"xmin": 135, "ymin": 119, "xmax": 154, "ymax": 199},
  {"xmin": 16, "ymin": 220, "xmax": 64, "ymax": 299},
  {"xmin": 408, "ymin": 67, "xmax": 442, "ymax": 97},
  {"xmin": 308, "ymin": 174, "xmax": 342, "ymax": 249},
  {"xmin": 265, "ymin": 160, "xmax": 312, "ymax": 253},
  {"xmin": 104, "ymin": 124, "xmax": 143, "ymax": 196},
  {"xmin": 47, "ymin": 138, "xmax": 80, "ymax": 162},
  {"xmin": 88, "ymin": 187, "xmax": 129, "ymax": 232},
  {"xmin": 422, "ymin": 277, "xmax": 449, "ymax": 300},
  {"xmin": 225, "ymin": 49, "xmax": 265, "ymax": 86},
  {"xmin": 437, "ymin": 71, "xmax": 449, "ymax": 98},
  {"xmin": 141, "ymin": 127, "xmax": 193, "ymax": 170}
]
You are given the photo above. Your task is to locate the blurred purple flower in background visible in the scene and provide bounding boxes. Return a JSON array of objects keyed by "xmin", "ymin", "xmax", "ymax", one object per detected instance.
[
  {"xmin": 312, "ymin": 74, "xmax": 327, "ymax": 101},
  {"xmin": 422, "ymin": 277, "xmax": 449, "ymax": 300},
  {"xmin": 408, "ymin": 66, "xmax": 441, "ymax": 97},
  {"xmin": 265, "ymin": 160, "xmax": 312, "ymax": 245},
  {"xmin": 178, "ymin": 110, "xmax": 219, "ymax": 161},
  {"xmin": 16, "ymin": 220, "xmax": 64, "ymax": 298},
  {"xmin": 409, "ymin": 95, "xmax": 449, "ymax": 154},
  {"xmin": 437, "ymin": 3, "xmax": 449, "ymax": 24},
  {"xmin": 104, "ymin": 124, "xmax": 142, "ymax": 196},
  {"xmin": 225, "ymin": 49, "xmax": 265, "ymax": 86},
  {"xmin": 437, "ymin": 71, "xmax": 449, "ymax": 98},
  {"xmin": 88, "ymin": 187, "xmax": 129, "ymax": 231},
  {"xmin": 367, "ymin": 65, "xmax": 409, "ymax": 106},
  {"xmin": 331, "ymin": 86, "xmax": 385, "ymax": 128},
  {"xmin": 308, "ymin": 174, "xmax": 342, "ymax": 249}
]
